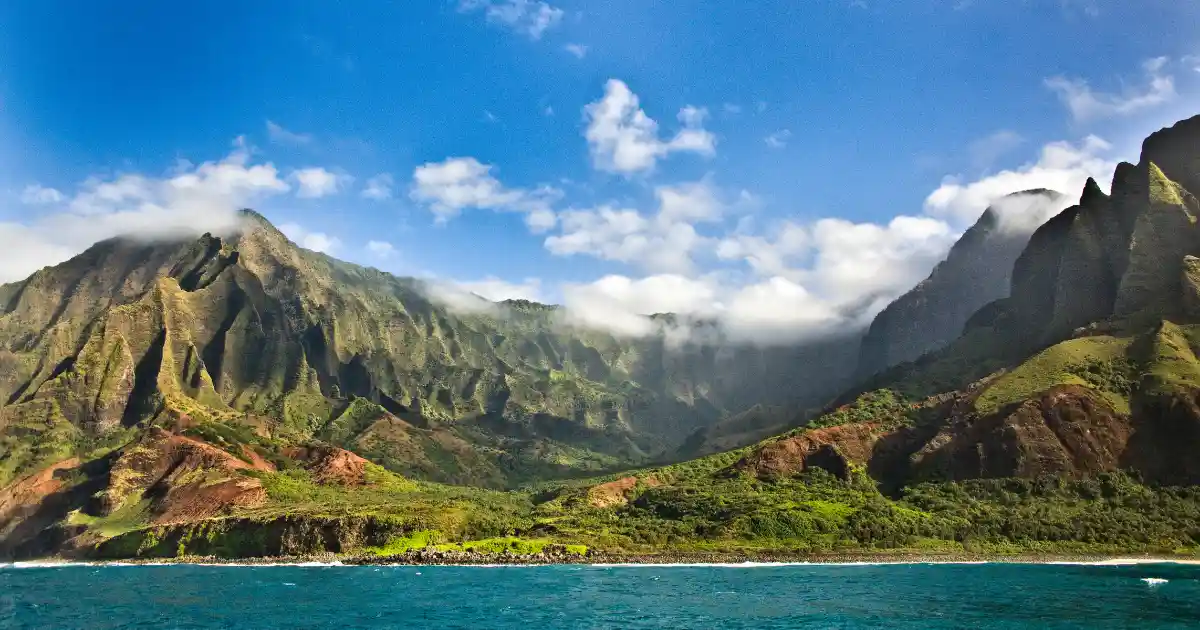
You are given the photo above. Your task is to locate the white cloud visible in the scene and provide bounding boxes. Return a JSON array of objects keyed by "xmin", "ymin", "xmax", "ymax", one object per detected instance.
[
  {"xmin": 0, "ymin": 142, "xmax": 291, "ymax": 283},
  {"xmin": 765, "ymin": 129, "xmax": 792, "ymax": 149},
  {"xmin": 20, "ymin": 184, "xmax": 65, "ymax": 204},
  {"xmin": 422, "ymin": 276, "xmax": 546, "ymax": 315},
  {"xmin": 279, "ymin": 222, "xmax": 341, "ymax": 254},
  {"xmin": 678, "ymin": 105, "xmax": 709, "ymax": 128},
  {"xmin": 544, "ymin": 180, "xmax": 725, "ymax": 274},
  {"xmin": 564, "ymin": 43, "xmax": 588, "ymax": 59},
  {"xmin": 361, "ymin": 173, "xmax": 394, "ymax": 200},
  {"xmin": 925, "ymin": 135, "xmax": 1114, "ymax": 226},
  {"xmin": 561, "ymin": 274, "xmax": 719, "ymax": 338},
  {"xmin": 410, "ymin": 157, "xmax": 561, "ymax": 232},
  {"xmin": 458, "ymin": 0, "xmax": 564, "ymax": 40},
  {"xmin": 367, "ymin": 240, "xmax": 396, "ymax": 258},
  {"xmin": 1045, "ymin": 57, "xmax": 1176, "ymax": 122},
  {"xmin": 583, "ymin": 79, "xmax": 716, "ymax": 175},
  {"xmin": 458, "ymin": 276, "xmax": 545, "ymax": 303},
  {"xmin": 292, "ymin": 167, "xmax": 350, "ymax": 198},
  {"xmin": 266, "ymin": 120, "xmax": 313, "ymax": 146},
  {"xmin": 560, "ymin": 212, "xmax": 960, "ymax": 344}
]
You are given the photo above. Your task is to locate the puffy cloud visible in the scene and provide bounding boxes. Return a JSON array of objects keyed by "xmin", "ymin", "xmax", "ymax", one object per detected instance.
[
  {"xmin": 544, "ymin": 180, "xmax": 725, "ymax": 274},
  {"xmin": 561, "ymin": 274, "xmax": 719, "ymax": 337},
  {"xmin": 292, "ymin": 167, "xmax": 349, "ymax": 198},
  {"xmin": 279, "ymin": 222, "xmax": 341, "ymax": 254},
  {"xmin": 409, "ymin": 157, "xmax": 561, "ymax": 232},
  {"xmin": 265, "ymin": 120, "xmax": 313, "ymax": 146},
  {"xmin": 20, "ymin": 184, "xmax": 65, "ymax": 204},
  {"xmin": 764, "ymin": 129, "xmax": 792, "ymax": 149},
  {"xmin": 925, "ymin": 135, "xmax": 1114, "ymax": 226},
  {"xmin": 553, "ymin": 200, "xmax": 961, "ymax": 344},
  {"xmin": 0, "ymin": 223, "xmax": 77, "ymax": 283},
  {"xmin": 1045, "ymin": 57, "xmax": 1176, "ymax": 122},
  {"xmin": 361, "ymin": 173, "xmax": 394, "ymax": 200},
  {"xmin": 0, "ymin": 143, "xmax": 291, "ymax": 283},
  {"xmin": 422, "ymin": 276, "xmax": 546, "ymax": 315},
  {"xmin": 457, "ymin": 276, "xmax": 545, "ymax": 303},
  {"xmin": 366, "ymin": 240, "xmax": 395, "ymax": 258},
  {"xmin": 584, "ymin": 80, "xmax": 716, "ymax": 175},
  {"xmin": 564, "ymin": 43, "xmax": 588, "ymax": 59},
  {"xmin": 457, "ymin": 0, "xmax": 564, "ymax": 40}
]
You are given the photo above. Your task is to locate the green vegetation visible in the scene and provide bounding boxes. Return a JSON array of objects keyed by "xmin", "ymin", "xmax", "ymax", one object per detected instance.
[
  {"xmin": 975, "ymin": 336, "xmax": 1133, "ymax": 414},
  {"xmin": 804, "ymin": 389, "xmax": 915, "ymax": 431}
]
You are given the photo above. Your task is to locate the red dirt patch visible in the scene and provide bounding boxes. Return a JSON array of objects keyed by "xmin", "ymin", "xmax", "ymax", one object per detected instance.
[
  {"xmin": 239, "ymin": 445, "xmax": 277, "ymax": 472},
  {"xmin": 735, "ymin": 423, "xmax": 881, "ymax": 480},
  {"xmin": 0, "ymin": 458, "xmax": 81, "ymax": 525},
  {"xmin": 910, "ymin": 384, "xmax": 1134, "ymax": 481},
  {"xmin": 103, "ymin": 428, "xmax": 268, "ymax": 524},
  {"xmin": 587, "ymin": 475, "xmax": 660, "ymax": 508},
  {"xmin": 283, "ymin": 445, "xmax": 370, "ymax": 486}
]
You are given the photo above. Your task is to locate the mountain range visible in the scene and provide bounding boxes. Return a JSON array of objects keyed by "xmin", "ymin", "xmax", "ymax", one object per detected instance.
[{"xmin": 2, "ymin": 114, "xmax": 1199, "ymax": 561}]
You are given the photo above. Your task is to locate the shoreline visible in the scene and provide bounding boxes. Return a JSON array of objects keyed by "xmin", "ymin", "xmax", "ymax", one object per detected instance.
[{"xmin": 7, "ymin": 551, "xmax": 1200, "ymax": 568}]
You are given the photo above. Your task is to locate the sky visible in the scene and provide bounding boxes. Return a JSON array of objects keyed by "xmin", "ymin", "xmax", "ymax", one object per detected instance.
[{"xmin": 0, "ymin": 0, "xmax": 1197, "ymax": 343}]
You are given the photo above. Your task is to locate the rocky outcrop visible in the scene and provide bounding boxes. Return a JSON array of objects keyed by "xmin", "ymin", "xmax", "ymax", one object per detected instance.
[
  {"xmin": 733, "ymin": 423, "xmax": 882, "ymax": 480},
  {"xmin": 92, "ymin": 514, "xmax": 411, "ymax": 559},
  {"xmin": 587, "ymin": 475, "xmax": 660, "ymax": 508},
  {"xmin": 909, "ymin": 385, "xmax": 1133, "ymax": 481},
  {"xmin": 98, "ymin": 428, "xmax": 270, "ymax": 524},
  {"xmin": 283, "ymin": 445, "xmax": 369, "ymax": 486},
  {"xmin": 1113, "ymin": 164, "xmax": 1200, "ymax": 317},
  {"xmin": 856, "ymin": 190, "xmax": 1065, "ymax": 379},
  {"xmin": 1140, "ymin": 114, "xmax": 1200, "ymax": 195}
]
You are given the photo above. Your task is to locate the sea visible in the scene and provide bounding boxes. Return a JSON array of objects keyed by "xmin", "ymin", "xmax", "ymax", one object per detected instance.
[{"xmin": 2, "ymin": 561, "xmax": 1200, "ymax": 628}]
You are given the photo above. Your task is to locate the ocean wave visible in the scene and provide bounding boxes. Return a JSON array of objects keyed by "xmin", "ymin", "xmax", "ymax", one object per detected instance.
[
  {"xmin": 1047, "ymin": 558, "xmax": 1200, "ymax": 566},
  {"xmin": 1142, "ymin": 577, "xmax": 1169, "ymax": 585},
  {"xmin": 4, "ymin": 561, "xmax": 98, "ymax": 569},
  {"xmin": 583, "ymin": 561, "xmax": 994, "ymax": 568}
]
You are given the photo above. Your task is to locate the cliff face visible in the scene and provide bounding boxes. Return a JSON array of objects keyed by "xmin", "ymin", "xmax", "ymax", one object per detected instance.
[
  {"xmin": 754, "ymin": 114, "xmax": 1200, "ymax": 494},
  {"xmin": 0, "ymin": 212, "xmax": 858, "ymax": 488},
  {"xmin": 855, "ymin": 189, "xmax": 1066, "ymax": 379}
]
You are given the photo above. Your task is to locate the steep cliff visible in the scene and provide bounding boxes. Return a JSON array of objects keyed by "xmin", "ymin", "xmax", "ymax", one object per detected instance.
[{"xmin": 855, "ymin": 189, "xmax": 1066, "ymax": 379}]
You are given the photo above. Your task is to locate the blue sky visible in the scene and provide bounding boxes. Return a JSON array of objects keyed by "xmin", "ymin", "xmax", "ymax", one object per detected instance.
[{"xmin": 0, "ymin": 0, "xmax": 1197, "ymax": 341}]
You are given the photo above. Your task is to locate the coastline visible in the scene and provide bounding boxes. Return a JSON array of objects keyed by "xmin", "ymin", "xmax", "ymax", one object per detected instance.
[{"xmin": 7, "ymin": 551, "xmax": 1200, "ymax": 568}]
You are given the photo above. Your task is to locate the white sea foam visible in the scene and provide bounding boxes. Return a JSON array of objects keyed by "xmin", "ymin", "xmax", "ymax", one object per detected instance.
[
  {"xmin": 1142, "ymin": 577, "xmax": 1169, "ymax": 586},
  {"xmin": 5, "ymin": 561, "xmax": 97, "ymax": 569},
  {"xmin": 1049, "ymin": 558, "xmax": 1200, "ymax": 566},
  {"xmin": 585, "ymin": 561, "xmax": 993, "ymax": 568}
]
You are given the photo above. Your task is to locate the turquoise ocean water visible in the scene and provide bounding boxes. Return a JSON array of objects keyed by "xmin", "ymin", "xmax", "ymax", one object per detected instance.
[{"xmin": 2, "ymin": 562, "xmax": 1199, "ymax": 628}]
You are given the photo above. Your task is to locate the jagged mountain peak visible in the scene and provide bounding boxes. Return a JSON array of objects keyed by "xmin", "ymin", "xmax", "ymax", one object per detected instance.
[
  {"xmin": 854, "ymin": 188, "xmax": 1065, "ymax": 379},
  {"xmin": 1140, "ymin": 114, "xmax": 1200, "ymax": 195}
]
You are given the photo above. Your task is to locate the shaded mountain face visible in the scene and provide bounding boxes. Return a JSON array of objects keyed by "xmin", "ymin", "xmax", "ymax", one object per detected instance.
[
  {"xmin": 855, "ymin": 189, "xmax": 1067, "ymax": 380},
  {"xmin": 0, "ymin": 212, "xmax": 859, "ymax": 488},
  {"xmin": 787, "ymin": 114, "xmax": 1200, "ymax": 491}
]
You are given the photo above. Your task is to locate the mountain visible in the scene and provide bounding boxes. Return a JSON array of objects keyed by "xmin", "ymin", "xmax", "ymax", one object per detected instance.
[
  {"xmin": 0, "ymin": 212, "xmax": 858, "ymax": 490},
  {"xmin": 807, "ymin": 114, "xmax": 1200, "ymax": 488},
  {"xmin": 855, "ymin": 190, "xmax": 1067, "ymax": 380},
  {"xmin": 4, "ymin": 114, "xmax": 1200, "ymax": 563}
]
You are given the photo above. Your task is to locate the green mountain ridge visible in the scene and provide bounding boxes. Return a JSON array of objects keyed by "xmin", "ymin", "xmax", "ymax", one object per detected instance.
[
  {"xmin": 0, "ymin": 210, "xmax": 858, "ymax": 490},
  {"xmin": 4, "ymin": 114, "xmax": 1200, "ymax": 562}
]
